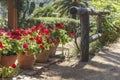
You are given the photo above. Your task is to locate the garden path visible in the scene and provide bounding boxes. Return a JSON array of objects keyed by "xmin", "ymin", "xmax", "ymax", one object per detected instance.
[
  {"xmin": 13, "ymin": 38, "xmax": 120, "ymax": 80},
  {"xmin": 39, "ymin": 38, "xmax": 120, "ymax": 80}
]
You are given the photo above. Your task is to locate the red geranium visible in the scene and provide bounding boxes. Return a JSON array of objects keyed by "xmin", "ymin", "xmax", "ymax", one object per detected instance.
[
  {"xmin": 23, "ymin": 42, "xmax": 28, "ymax": 49},
  {"xmin": 29, "ymin": 37, "xmax": 35, "ymax": 41},
  {"xmin": 35, "ymin": 36, "xmax": 44, "ymax": 44},
  {"xmin": 10, "ymin": 31, "xmax": 22, "ymax": 40},
  {"xmin": 35, "ymin": 23, "xmax": 44, "ymax": 31},
  {"xmin": 11, "ymin": 64, "xmax": 16, "ymax": 68},
  {"xmin": 40, "ymin": 28, "xmax": 50, "ymax": 38},
  {"xmin": 53, "ymin": 37, "xmax": 60, "ymax": 43},
  {"xmin": 31, "ymin": 25, "xmax": 36, "ymax": 32},
  {"xmin": 6, "ymin": 30, "xmax": 12, "ymax": 36},
  {"xmin": 0, "ymin": 28, "xmax": 5, "ymax": 36},
  {"xmin": 20, "ymin": 29, "xmax": 28, "ymax": 36},
  {"xmin": 49, "ymin": 39, "xmax": 54, "ymax": 44},
  {"xmin": 54, "ymin": 23, "xmax": 64, "ymax": 30},
  {"xmin": 0, "ymin": 41, "xmax": 5, "ymax": 49},
  {"xmin": 69, "ymin": 32, "xmax": 75, "ymax": 37},
  {"xmin": 40, "ymin": 45, "xmax": 44, "ymax": 49}
]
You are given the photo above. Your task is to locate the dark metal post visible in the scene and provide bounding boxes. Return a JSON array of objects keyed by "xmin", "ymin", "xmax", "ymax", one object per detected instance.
[
  {"xmin": 70, "ymin": 6, "xmax": 110, "ymax": 62},
  {"xmin": 70, "ymin": 7, "xmax": 90, "ymax": 62},
  {"xmin": 80, "ymin": 12, "xmax": 90, "ymax": 62},
  {"xmin": 97, "ymin": 15, "xmax": 102, "ymax": 33}
]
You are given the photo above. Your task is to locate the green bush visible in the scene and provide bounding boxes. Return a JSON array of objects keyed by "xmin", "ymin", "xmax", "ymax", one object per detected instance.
[
  {"xmin": 18, "ymin": 17, "xmax": 80, "ymax": 33},
  {"xmin": 92, "ymin": 0, "xmax": 120, "ymax": 39}
]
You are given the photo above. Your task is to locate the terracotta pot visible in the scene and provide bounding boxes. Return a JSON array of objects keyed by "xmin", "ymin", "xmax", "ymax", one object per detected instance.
[
  {"xmin": 0, "ymin": 55, "xmax": 17, "ymax": 67},
  {"xmin": 17, "ymin": 51, "xmax": 35, "ymax": 69},
  {"xmin": 36, "ymin": 50, "xmax": 49, "ymax": 63},
  {"xmin": 49, "ymin": 42, "xmax": 59, "ymax": 56}
]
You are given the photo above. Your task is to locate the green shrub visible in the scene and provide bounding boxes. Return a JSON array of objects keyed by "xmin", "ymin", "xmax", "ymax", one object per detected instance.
[
  {"xmin": 18, "ymin": 17, "xmax": 80, "ymax": 33},
  {"xmin": 89, "ymin": 0, "xmax": 120, "ymax": 54},
  {"xmin": 91, "ymin": 0, "xmax": 120, "ymax": 40}
]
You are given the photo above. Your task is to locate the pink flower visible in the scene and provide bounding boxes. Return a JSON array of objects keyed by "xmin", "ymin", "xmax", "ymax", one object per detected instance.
[{"xmin": 23, "ymin": 42, "xmax": 28, "ymax": 49}]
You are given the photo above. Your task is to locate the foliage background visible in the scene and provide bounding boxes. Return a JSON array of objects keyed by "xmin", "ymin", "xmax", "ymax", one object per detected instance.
[{"xmin": 0, "ymin": 0, "xmax": 120, "ymax": 54}]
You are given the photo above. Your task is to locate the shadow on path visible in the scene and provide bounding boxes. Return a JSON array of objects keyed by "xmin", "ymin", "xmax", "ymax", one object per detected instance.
[{"xmin": 40, "ymin": 47, "xmax": 120, "ymax": 80}]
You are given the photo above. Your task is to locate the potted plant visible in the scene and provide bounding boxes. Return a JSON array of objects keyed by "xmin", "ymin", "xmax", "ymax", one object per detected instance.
[
  {"xmin": 0, "ymin": 29, "xmax": 17, "ymax": 67},
  {"xmin": 9, "ymin": 25, "xmax": 50, "ymax": 68},
  {"xmin": 48, "ymin": 23, "xmax": 73, "ymax": 56},
  {"xmin": 8, "ymin": 28, "xmax": 38, "ymax": 69},
  {"xmin": 29, "ymin": 24, "xmax": 52, "ymax": 63},
  {"xmin": 0, "ymin": 64, "xmax": 18, "ymax": 80}
]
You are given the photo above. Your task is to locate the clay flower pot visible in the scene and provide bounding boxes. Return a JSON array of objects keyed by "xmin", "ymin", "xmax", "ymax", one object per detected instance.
[
  {"xmin": 17, "ymin": 51, "xmax": 35, "ymax": 69},
  {"xmin": 36, "ymin": 50, "xmax": 49, "ymax": 63},
  {"xmin": 0, "ymin": 55, "xmax": 17, "ymax": 67},
  {"xmin": 49, "ymin": 42, "xmax": 59, "ymax": 56}
]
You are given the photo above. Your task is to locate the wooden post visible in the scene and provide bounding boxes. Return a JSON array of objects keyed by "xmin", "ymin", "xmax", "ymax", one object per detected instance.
[
  {"xmin": 80, "ymin": 12, "xmax": 90, "ymax": 62},
  {"xmin": 97, "ymin": 15, "xmax": 102, "ymax": 33},
  {"xmin": 70, "ymin": 7, "xmax": 110, "ymax": 62},
  {"xmin": 70, "ymin": 7, "xmax": 90, "ymax": 62},
  {"xmin": 8, "ymin": 0, "xmax": 17, "ymax": 30}
]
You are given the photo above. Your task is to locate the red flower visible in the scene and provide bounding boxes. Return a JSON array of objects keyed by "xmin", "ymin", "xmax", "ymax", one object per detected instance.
[
  {"xmin": 49, "ymin": 39, "xmax": 54, "ymax": 44},
  {"xmin": 6, "ymin": 30, "xmax": 12, "ymax": 36},
  {"xmin": 35, "ymin": 36, "xmax": 44, "ymax": 44},
  {"xmin": 0, "ymin": 41, "xmax": 5, "ymax": 49},
  {"xmin": 11, "ymin": 64, "xmax": 16, "ymax": 68},
  {"xmin": 29, "ymin": 37, "xmax": 35, "ymax": 40},
  {"xmin": 53, "ymin": 38, "xmax": 60, "ymax": 43},
  {"xmin": 10, "ymin": 31, "xmax": 22, "ymax": 40},
  {"xmin": 40, "ymin": 28, "xmax": 50, "ymax": 38},
  {"xmin": 28, "ymin": 31, "xmax": 32, "ymax": 35},
  {"xmin": 69, "ymin": 32, "xmax": 75, "ymax": 37},
  {"xmin": 23, "ymin": 42, "xmax": 28, "ymax": 49},
  {"xmin": 31, "ymin": 25, "xmax": 35, "ymax": 31},
  {"xmin": 20, "ymin": 30, "xmax": 28, "ymax": 36},
  {"xmin": 15, "ymin": 28, "xmax": 21, "ymax": 33},
  {"xmin": 40, "ymin": 45, "xmax": 44, "ymax": 49},
  {"xmin": 36, "ymin": 23, "xmax": 44, "ymax": 31},
  {"xmin": 0, "ymin": 28, "xmax": 5, "ymax": 32},
  {"xmin": 0, "ymin": 28, "xmax": 4, "ymax": 36},
  {"xmin": 0, "ymin": 33, "xmax": 3, "ymax": 36},
  {"xmin": 54, "ymin": 23, "xmax": 64, "ymax": 30}
]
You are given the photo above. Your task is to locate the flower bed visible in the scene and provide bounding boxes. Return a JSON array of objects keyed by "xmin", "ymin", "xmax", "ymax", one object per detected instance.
[{"xmin": 0, "ymin": 23, "xmax": 74, "ymax": 69}]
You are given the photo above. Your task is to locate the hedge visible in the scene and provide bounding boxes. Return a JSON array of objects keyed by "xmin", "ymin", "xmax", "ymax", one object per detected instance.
[{"xmin": 19, "ymin": 17, "xmax": 80, "ymax": 33}]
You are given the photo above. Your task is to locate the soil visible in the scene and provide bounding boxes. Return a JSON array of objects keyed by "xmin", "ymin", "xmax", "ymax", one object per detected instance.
[{"xmin": 39, "ymin": 38, "xmax": 120, "ymax": 80}]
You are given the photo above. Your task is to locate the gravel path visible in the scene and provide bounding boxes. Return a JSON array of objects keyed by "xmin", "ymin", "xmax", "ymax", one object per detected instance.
[
  {"xmin": 13, "ymin": 38, "xmax": 120, "ymax": 80},
  {"xmin": 39, "ymin": 38, "xmax": 120, "ymax": 80}
]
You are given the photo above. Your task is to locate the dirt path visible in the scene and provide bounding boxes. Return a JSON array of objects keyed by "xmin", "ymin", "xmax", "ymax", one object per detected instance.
[{"xmin": 39, "ymin": 38, "xmax": 120, "ymax": 80}]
